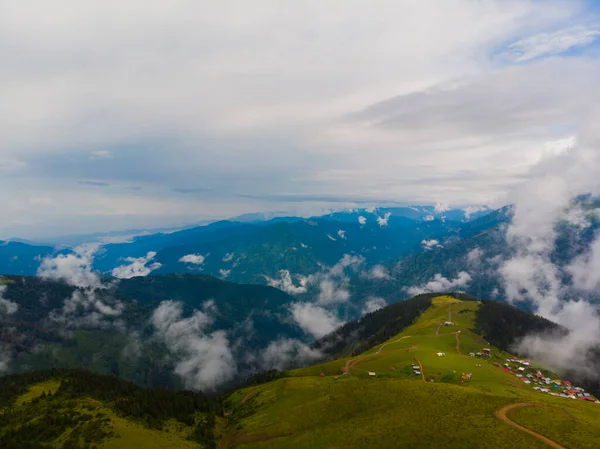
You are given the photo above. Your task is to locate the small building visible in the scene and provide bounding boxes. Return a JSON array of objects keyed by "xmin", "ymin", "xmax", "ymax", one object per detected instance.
[
  {"xmin": 319, "ymin": 372, "xmax": 325, "ymax": 377},
  {"xmin": 518, "ymin": 367, "xmax": 525, "ymax": 372},
  {"xmin": 368, "ymin": 372, "xmax": 376, "ymax": 377},
  {"xmin": 482, "ymin": 348, "xmax": 491, "ymax": 355},
  {"xmin": 493, "ymin": 362, "xmax": 500, "ymax": 367},
  {"xmin": 469, "ymin": 352, "xmax": 475, "ymax": 357},
  {"xmin": 414, "ymin": 371, "xmax": 421, "ymax": 375},
  {"xmin": 436, "ymin": 352, "xmax": 446, "ymax": 356}
]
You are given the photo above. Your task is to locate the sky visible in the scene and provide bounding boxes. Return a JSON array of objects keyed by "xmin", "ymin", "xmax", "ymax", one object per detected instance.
[{"xmin": 2, "ymin": 0, "xmax": 600, "ymax": 239}]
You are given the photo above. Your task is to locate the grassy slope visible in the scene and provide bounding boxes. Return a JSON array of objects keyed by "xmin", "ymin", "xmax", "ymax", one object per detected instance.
[
  {"xmin": 4, "ymin": 382, "xmax": 203, "ymax": 449},
  {"xmin": 224, "ymin": 296, "xmax": 600, "ymax": 449}
]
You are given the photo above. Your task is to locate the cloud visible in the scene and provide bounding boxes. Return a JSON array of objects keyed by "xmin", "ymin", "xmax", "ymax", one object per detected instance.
[
  {"xmin": 0, "ymin": 284, "xmax": 18, "ymax": 315},
  {"xmin": 289, "ymin": 302, "xmax": 343, "ymax": 339},
  {"xmin": 358, "ymin": 216, "xmax": 367, "ymax": 225},
  {"xmin": 265, "ymin": 270, "xmax": 308, "ymax": 295},
  {"xmin": 497, "ymin": 124, "xmax": 600, "ymax": 379},
  {"xmin": 361, "ymin": 265, "xmax": 391, "ymax": 280},
  {"xmin": 326, "ymin": 234, "xmax": 337, "ymax": 241},
  {"xmin": 112, "ymin": 251, "xmax": 162, "ymax": 279},
  {"xmin": 421, "ymin": 239, "xmax": 442, "ymax": 250},
  {"xmin": 260, "ymin": 338, "xmax": 322, "ymax": 370},
  {"xmin": 219, "ymin": 269, "xmax": 231, "ymax": 279},
  {"xmin": 222, "ymin": 252, "xmax": 234, "ymax": 262},
  {"xmin": 337, "ymin": 229, "xmax": 346, "ymax": 239},
  {"xmin": 48, "ymin": 289, "xmax": 124, "ymax": 329},
  {"xmin": 90, "ymin": 150, "xmax": 112, "ymax": 160},
  {"xmin": 179, "ymin": 253, "xmax": 206, "ymax": 265},
  {"xmin": 567, "ymin": 237, "xmax": 600, "ymax": 292},
  {"xmin": 406, "ymin": 272, "xmax": 472, "ymax": 296},
  {"xmin": 151, "ymin": 300, "xmax": 236, "ymax": 391},
  {"xmin": 362, "ymin": 296, "xmax": 387, "ymax": 315},
  {"xmin": 37, "ymin": 244, "xmax": 102, "ymax": 289},
  {"xmin": 506, "ymin": 25, "xmax": 600, "ymax": 63},
  {"xmin": 78, "ymin": 181, "xmax": 110, "ymax": 187},
  {"xmin": 423, "ymin": 215, "xmax": 435, "ymax": 222},
  {"xmin": 463, "ymin": 205, "xmax": 488, "ymax": 220},
  {"xmin": 434, "ymin": 203, "xmax": 449, "ymax": 214},
  {"xmin": 377, "ymin": 212, "xmax": 391, "ymax": 227},
  {"xmin": 466, "ymin": 248, "xmax": 484, "ymax": 267},
  {"xmin": 0, "ymin": 1, "xmax": 598, "ymax": 240}
]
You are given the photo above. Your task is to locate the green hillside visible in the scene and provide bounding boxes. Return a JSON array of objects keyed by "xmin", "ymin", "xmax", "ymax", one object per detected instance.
[
  {"xmin": 218, "ymin": 296, "xmax": 600, "ymax": 448},
  {"xmin": 0, "ymin": 369, "xmax": 221, "ymax": 449},
  {"xmin": 4, "ymin": 296, "xmax": 600, "ymax": 449}
]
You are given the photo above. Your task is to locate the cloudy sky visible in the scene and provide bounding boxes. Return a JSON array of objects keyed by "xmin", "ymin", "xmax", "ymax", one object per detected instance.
[{"xmin": 2, "ymin": 0, "xmax": 600, "ymax": 239}]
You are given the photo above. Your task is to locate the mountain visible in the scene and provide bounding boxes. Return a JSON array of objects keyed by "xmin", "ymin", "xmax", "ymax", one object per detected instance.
[
  {"xmin": 216, "ymin": 295, "xmax": 600, "ymax": 448},
  {"xmin": 5, "ymin": 295, "xmax": 600, "ymax": 448},
  {"xmin": 0, "ymin": 368, "xmax": 221, "ymax": 449},
  {"xmin": 0, "ymin": 274, "xmax": 304, "ymax": 390},
  {"xmin": 89, "ymin": 206, "xmax": 497, "ymax": 285},
  {"xmin": 0, "ymin": 241, "xmax": 58, "ymax": 276}
]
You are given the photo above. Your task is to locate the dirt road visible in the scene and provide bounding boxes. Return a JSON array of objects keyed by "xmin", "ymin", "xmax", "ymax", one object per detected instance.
[
  {"xmin": 377, "ymin": 336, "xmax": 411, "ymax": 354},
  {"xmin": 495, "ymin": 403, "xmax": 567, "ymax": 449},
  {"xmin": 455, "ymin": 332, "xmax": 461, "ymax": 355}
]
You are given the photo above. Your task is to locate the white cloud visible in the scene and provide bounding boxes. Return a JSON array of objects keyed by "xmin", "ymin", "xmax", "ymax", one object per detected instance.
[
  {"xmin": 568, "ymin": 237, "xmax": 600, "ymax": 291},
  {"xmin": 337, "ymin": 229, "xmax": 346, "ymax": 239},
  {"xmin": 265, "ymin": 270, "xmax": 308, "ymax": 295},
  {"xmin": 361, "ymin": 265, "xmax": 391, "ymax": 280},
  {"xmin": 326, "ymin": 234, "xmax": 337, "ymax": 241},
  {"xmin": 0, "ymin": 284, "xmax": 18, "ymax": 315},
  {"xmin": 48, "ymin": 289, "xmax": 124, "ymax": 329},
  {"xmin": 0, "ymin": 1, "xmax": 598, "ymax": 239},
  {"xmin": 358, "ymin": 216, "xmax": 367, "ymax": 225},
  {"xmin": 362, "ymin": 296, "xmax": 387, "ymax": 315},
  {"xmin": 506, "ymin": 25, "xmax": 600, "ymax": 63},
  {"xmin": 365, "ymin": 206, "xmax": 377, "ymax": 214},
  {"xmin": 260, "ymin": 338, "xmax": 322, "ymax": 370},
  {"xmin": 37, "ymin": 244, "xmax": 102, "ymax": 289},
  {"xmin": 316, "ymin": 278, "xmax": 350, "ymax": 305},
  {"xmin": 151, "ymin": 300, "xmax": 236, "ymax": 391},
  {"xmin": 434, "ymin": 203, "xmax": 449, "ymax": 214},
  {"xmin": 222, "ymin": 252, "xmax": 234, "ymax": 262},
  {"xmin": 377, "ymin": 212, "xmax": 391, "ymax": 227},
  {"xmin": 219, "ymin": 269, "xmax": 231, "ymax": 278},
  {"xmin": 421, "ymin": 239, "xmax": 441, "ymax": 250},
  {"xmin": 497, "ymin": 126, "xmax": 600, "ymax": 379},
  {"xmin": 112, "ymin": 251, "xmax": 162, "ymax": 279},
  {"xmin": 406, "ymin": 272, "xmax": 472, "ymax": 296},
  {"xmin": 289, "ymin": 302, "xmax": 343, "ymax": 339},
  {"xmin": 466, "ymin": 248, "xmax": 484, "ymax": 267},
  {"xmin": 423, "ymin": 215, "xmax": 435, "ymax": 222},
  {"xmin": 463, "ymin": 205, "xmax": 488, "ymax": 220},
  {"xmin": 179, "ymin": 253, "xmax": 206, "ymax": 265}
]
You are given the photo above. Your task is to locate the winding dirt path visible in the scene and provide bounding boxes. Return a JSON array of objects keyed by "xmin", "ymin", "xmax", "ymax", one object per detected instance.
[
  {"xmin": 435, "ymin": 322, "xmax": 443, "ymax": 336},
  {"xmin": 377, "ymin": 336, "xmax": 411, "ymax": 354},
  {"xmin": 495, "ymin": 403, "xmax": 567, "ymax": 449},
  {"xmin": 455, "ymin": 332, "xmax": 461, "ymax": 355},
  {"xmin": 413, "ymin": 357, "xmax": 425, "ymax": 382}
]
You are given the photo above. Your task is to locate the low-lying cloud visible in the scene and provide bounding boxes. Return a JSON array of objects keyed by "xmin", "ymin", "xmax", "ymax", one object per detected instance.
[
  {"xmin": 151, "ymin": 299, "xmax": 236, "ymax": 391},
  {"xmin": 406, "ymin": 272, "xmax": 472, "ymax": 296},
  {"xmin": 289, "ymin": 302, "xmax": 343, "ymax": 339},
  {"xmin": 112, "ymin": 251, "xmax": 162, "ymax": 279},
  {"xmin": 180, "ymin": 253, "xmax": 206, "ymax": 265},
  {"xmin": 0, "ymin": 284, "xmax": 18, "ymax": 315}
]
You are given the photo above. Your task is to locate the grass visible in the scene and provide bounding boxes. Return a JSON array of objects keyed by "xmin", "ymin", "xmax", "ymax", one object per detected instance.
[
  {"xmin": 15, "ymin": 379, "xmax": 61, "ymax": 405},
  {"xmin": 5, "ymin": 382, "xmax": 203, "ymax": 449},
  {"xmin": 226, "ymin": 296, "xmax": 600, "ymax": 448},
  {"xmin": 508, "ymin": 403, "xmax": 600, "ymax": 449},
  {"xmin": 103, "ymin": 415, "xmax": 200, "ymax": 449}
]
